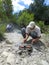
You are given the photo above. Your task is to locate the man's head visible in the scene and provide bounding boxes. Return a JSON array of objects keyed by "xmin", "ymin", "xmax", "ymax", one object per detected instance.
[{"xmin": 28, "ymin": 21, "xmax": 35, "ymax": 29}]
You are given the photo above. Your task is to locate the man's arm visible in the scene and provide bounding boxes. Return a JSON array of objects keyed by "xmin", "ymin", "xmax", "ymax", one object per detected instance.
[
  {"xmin": 23, "ymin": 33, "xmax": 29, "ymax": 43},
  {"xmin": 23, "ymin": 26, "xmax": 30, "ymax": 43}
]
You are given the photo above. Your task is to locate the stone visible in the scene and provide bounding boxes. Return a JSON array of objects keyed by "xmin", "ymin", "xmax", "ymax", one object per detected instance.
[
  {"xmin": 23, "ymin": 58, "xmax": 27, "ymax": 64},
  {"xmin": 2, "ymin": 51, "xmax": 9, "ymax": 57},
  {"xmin": 46, "ymin": 53, "xmax": 49, "ymax": 62},
  {"xmin": 6, "ymin": 40, "xmax": 13, "ymax": 44},
  {"xmin": 16, "ymin": 59, "xmax": 19, "ymax": 64},
  {"xmin": 41, "ymin": 60, "xmax": 49, "ymax": 65},
  {"xmin": 7, "ymin": 53, "xmax": 15, "ymax": 65}
]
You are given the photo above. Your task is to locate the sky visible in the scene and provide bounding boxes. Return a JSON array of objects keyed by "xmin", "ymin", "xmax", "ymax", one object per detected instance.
[
  {"xmin": 45, "ymin": 0, "xmax": 49, "ymax": 5},
  {"xmin": 12, "ymin": 0, "xmax": 49, "ymax": 13}
]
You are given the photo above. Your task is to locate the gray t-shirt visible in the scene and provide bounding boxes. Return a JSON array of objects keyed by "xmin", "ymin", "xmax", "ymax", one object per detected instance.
[{"xmin": 26, "ymin": 25, "xmax": 41, "ymax": 37}]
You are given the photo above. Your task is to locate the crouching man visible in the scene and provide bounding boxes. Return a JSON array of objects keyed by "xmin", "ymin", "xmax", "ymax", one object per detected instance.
[{"xmin": 21, "ymin": 21, "xmax": 41, "ymax": 44}]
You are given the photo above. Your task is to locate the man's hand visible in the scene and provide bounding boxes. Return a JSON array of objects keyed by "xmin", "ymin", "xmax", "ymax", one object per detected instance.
[
  {"xmin": 23, "ymin": 34, "xmax": 29, "ymax": 43},
  {"xmin": 31, "ymin": 37, "xmax": 40, "ymax": 44},
  {"xmin": 32, "ymin": 39, "xmax": 36, "ymax": 43}
]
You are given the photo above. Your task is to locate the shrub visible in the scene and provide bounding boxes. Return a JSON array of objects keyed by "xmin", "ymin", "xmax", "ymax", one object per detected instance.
[
  {"xmin": 17, "ymin": 11, "xmax": 34, "ymax": 27},
  {"xmin": 36, "ymin": 21, "xmax": 45, "ymax": 33},
  {"xmin": 0, "ymin": 23, "xmax": 6, "ymax": 41},
  {"xmin": 0, "ymin": 32, "xmax": 5, "ymax": 41},
  {"xmin": 0, "ymin": 23, "xmax": 6, "ymax": 33}
]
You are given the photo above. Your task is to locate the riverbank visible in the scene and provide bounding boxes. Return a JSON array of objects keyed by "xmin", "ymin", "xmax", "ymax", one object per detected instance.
[{"xmin": 0, "ymin": 30, "xmax": 49, "ymax": 65}]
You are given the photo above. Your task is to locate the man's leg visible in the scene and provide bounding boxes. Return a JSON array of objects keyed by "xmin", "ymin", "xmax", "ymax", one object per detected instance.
[
  {"xmin": 30, "ymin": 31, "xmax": 38, "ymax": 39},
  {"xmin": 21, "ymin": 27, "xmax": 26, "ymax": 38},
  {"xmin": 30, "ymin": 31, "xmax": 38, "ymax": 44}
]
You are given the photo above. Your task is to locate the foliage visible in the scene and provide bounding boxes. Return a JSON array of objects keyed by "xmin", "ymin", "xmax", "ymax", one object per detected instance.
[
  {"xmin": 0, "ymin": 23, "xmax": 6, "ymax": 33},
  {"xmin": 0, "ymin": 23, "xmax": 6, "ymax": 41},
  {"xmin": 0, "ymin": 32, "xmax": 4, "ymax": 41},
  {"xmin": 0, "ymin": 0, "xmax": 5, "ymax": 20},
  {"xmin": 29, "ymin": 0, "xmax": 49, "ymax": 23},
  {"xmin": 36, "ymin": 21, "xmax": 49, "ymax": 33},
  {"xmin": 17, "ymin": 11, "xmax": 34, "ymax": 27},
  {"xmin": 0, "ymin": 0, "xmax": 10, "ymax": 22},
  {"xmin": 10, "ymin": 13, "xmax": 18, "ymax": 24},
  {"xmin": 0, "ymin": 0, "xmax": 13, "ymax": 23},
  {"xmin": 44, "ymin": 25, "xmax": 49, "ymax": 34},
  {"xmin": 0, "ymin": 0, "xmax": 49, "ymax": 34},
  {"xmin": 3, "ymin": 0, "xmax": 13, "ymax": 18},
  {"xmin": 0, "ymin": 23, "xmax": 7, "ymax": 41}
]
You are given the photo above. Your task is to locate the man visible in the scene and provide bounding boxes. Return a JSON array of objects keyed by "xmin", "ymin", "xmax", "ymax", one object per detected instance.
[{"xmin": 21, "ymin": 21, "xmax": 41, "ymax": 44}]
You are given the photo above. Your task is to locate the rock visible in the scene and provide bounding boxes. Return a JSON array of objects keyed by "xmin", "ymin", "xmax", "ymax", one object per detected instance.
[
  {"xmin": 2, "ymin": 51, "xmax": 9, "ymax": 57},
  {"xmin": 6, "ymin": 40, "xmax": 13, "ymax": 44},
  {"xmin": 40, "ymin": 34, "xmax": 49, "ymax": 47},
  {"xmin": 16, "ymin": 59, "xmax": 19, "ymax": 64},
  {"xmin": 41, "ymin": 60, "xmax": 49, "ymax": 65},
  {"xmin": 7, "ymin": 53, "xmax": 15, "ymax": 65},
  {"xmin": 23, "ymin": 58, "xmax": 27, "ymax": 64},
  {"xmin": 17, "ymin": 50, "xmax": 22, "ymax": 55},
  {"xmin": 46, "ymin": 53, "xmax": 49, "ymax": 62},
  {"xmin": 16, "ymin": 56, "xmax": 21, "ymax": 64}
]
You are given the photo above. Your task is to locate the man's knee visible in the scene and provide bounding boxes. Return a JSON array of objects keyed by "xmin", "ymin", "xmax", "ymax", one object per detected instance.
[{"xmin": 30, "ymin": 31, "xmax": 38, "ymax": 39}]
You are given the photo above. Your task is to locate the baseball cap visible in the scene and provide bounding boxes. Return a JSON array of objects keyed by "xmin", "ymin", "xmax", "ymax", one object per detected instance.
[{"xmin": 28, "ymin": 21, "xmax": 35, "ymax": 28}]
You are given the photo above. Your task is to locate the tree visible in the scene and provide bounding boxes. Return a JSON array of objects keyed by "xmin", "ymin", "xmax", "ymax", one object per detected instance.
[
  {"xmin": 29, "ymin": 0, "xmax": 45, "ymax": 20},
  {"xmin": 17, "ymin": 10, "xmax": 34, "ymax": 26},
  {"xmin": 3, "ymin": 0, "xmax": 13, "ymax": 22},
  {"xmin": 0, "ymin": 0, "xmax": 6, "ymax": 21},
  {"xmin": 44, "ymin": 6, "xmax": 49, "ymax": 25}
]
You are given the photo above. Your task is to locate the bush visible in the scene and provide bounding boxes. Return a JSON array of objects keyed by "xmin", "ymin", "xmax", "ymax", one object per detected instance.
[
  {"xmin": 36, "ymin": 21, "xmax": 49, "ymax": 33},
  {"xmin": 0, "ymin": 23, "xmax": 6, "ymax": 41},
  {"xmin": 36, "ymin": 21, "xmax": 45, "ymax": 33},
  {"xmin": 17, "ymin": 11, "xmax": 34, "ymax": 27},
  {"xmin": 0, "ymin": 23, "xmax": 6, "ymax": 33},
  {"xmin": 44, "ymin": 25, "xmax": 49, "ymax": 34},
  {"xmin": 0, "ymin": 32, "xmax": 5, "ymax": 41}
]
